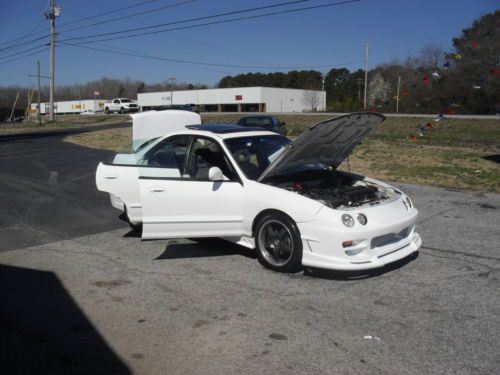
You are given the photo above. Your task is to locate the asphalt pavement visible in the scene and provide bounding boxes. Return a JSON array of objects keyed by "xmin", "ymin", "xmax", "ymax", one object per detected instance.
[
  {"xmin": 0, "ymin": 122, "xmax": 130, "ymax": 251},
  {"xmin": 0, "ymin": 129, "xmax": 499, "ymax": 375}
]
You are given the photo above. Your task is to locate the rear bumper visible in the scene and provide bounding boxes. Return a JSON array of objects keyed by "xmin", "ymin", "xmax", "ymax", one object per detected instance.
[{"xmin": 109, "ymin": 193, "xmax": 124, "ymax": 211}]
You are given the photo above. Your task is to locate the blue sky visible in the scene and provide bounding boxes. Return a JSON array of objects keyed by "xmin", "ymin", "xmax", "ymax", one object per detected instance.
[{"xmin": 0, "ymin": 0, "xmax": 498, "ymax": 87}]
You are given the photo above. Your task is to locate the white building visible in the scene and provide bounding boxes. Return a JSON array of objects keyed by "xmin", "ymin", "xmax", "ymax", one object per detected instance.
[{"xmin": 138, "ymin": 87, "xmax": 326, "ymax": 113}]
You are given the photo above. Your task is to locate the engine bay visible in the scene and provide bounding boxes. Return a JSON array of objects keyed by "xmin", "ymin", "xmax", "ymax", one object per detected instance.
[{"xmin": 268, "ymin": 169, "xmax": 394, "ymax": 209}]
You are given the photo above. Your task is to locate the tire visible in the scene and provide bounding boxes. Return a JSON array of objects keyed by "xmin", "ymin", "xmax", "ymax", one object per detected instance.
[
  {"xmin": 255, "ymin": 212, "xmax": 302, "ymax": 273},
  {"xmin": 105, "ymin": 107, "xmax": 110, "ymax": 114},
  {"xmin": 119, "ymin": 107, "xmax": 125, "ymax": 114}
]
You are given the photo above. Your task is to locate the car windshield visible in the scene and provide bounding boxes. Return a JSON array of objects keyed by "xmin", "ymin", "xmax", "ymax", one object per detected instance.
[
  {"xmin": 120, "ymin": 99, "xmax": 132, "ymax": 103},
  {"xmin": 224, "ymin": 135, "xmax": 291, "ymax": 180}
]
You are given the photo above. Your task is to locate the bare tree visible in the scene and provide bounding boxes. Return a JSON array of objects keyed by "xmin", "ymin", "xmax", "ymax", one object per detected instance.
[
  {"xmin": 368, "ymin": 72, "xmax": 391, "ymax": 105},
  {"xmin": 419, "ymin": 44, "xmax": 445, "ymax": 70},
  {"xmin": 302, "ymin": 90, "xmax": 321, "ymax": 111}
]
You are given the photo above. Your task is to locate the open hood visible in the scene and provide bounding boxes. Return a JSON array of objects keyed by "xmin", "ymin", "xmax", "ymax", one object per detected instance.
[
  {"xmin": 258, "ymin": 112, "xmax": 385, "ymax": 181},
  {"xmin": 131, "ymin": 110, "xmax": 201, "ymax": 151}
]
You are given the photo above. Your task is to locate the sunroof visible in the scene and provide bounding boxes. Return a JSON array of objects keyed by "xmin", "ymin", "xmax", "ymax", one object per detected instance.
[{"xmin": 186, "ymin": 124, "xmax": 266, "ymax": 133}]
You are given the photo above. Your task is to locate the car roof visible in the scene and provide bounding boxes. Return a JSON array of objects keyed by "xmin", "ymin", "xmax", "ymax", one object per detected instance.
[
  {"xmin": 186, "ymin": 124, "xmax": 267, "ymax": 134},
  {"xmin": 161, "ymin": 126, "xmax": 275, "ymax": 141}
]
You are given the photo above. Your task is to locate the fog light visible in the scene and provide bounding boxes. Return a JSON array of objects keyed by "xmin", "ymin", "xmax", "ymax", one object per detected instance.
[
  {"xmin": 342, "ymin": 240, "xmax": 353, "ymax": 248},
  {"xmin": 345, "ymin": 248, "xmax": 364, "ymax": 256},
  {"xmin": 341, "ymin": 214, "xmax": 355, "ymax": 227},
  {"xmin": 357, "ymin": 213, "xmax": 367, "ymax": 225},
  {"xmin": 405, "ymin": 197, "xmax": 413, "ymax": 208}
]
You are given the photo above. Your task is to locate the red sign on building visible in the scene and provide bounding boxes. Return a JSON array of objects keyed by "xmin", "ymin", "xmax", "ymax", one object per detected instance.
[{"xmin": 235, "ymin": 95, "xmax": 243, "ymax": 101}]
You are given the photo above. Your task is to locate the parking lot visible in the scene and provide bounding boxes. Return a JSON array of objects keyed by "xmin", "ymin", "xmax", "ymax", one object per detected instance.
[{"xmin": 0, "ymin": 131, "xmax": 499, "ymax": 375}]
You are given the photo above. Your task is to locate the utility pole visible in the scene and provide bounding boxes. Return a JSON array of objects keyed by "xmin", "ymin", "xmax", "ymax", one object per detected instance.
[
  {"xmin": 396, "ymin": 75, "xmax": 401, "ymax": 113},
  {"xmin": 363, "ymin": 43, "xmax": 369, "ymax": 110},
  {"xmin": 169, "ymin": 77, "xmax": 176, "ymax": 106},
  {"xmin": 37, "ymin": 60, "xmax": 41, "ymax": 126},
  {"xmin": 356, "ymin": 77, "xmax": 362, "ymax": 103},
  {"xmin": 9, "ymin": 92, "xmax": 20, "ymax": 122},
  {"xmin": 49, "ymin": 0, "xmax": 56, "ymax": 122},
  {"xmin": 28, "ymin": 62, "xmax": 50, "ymax": 125}
]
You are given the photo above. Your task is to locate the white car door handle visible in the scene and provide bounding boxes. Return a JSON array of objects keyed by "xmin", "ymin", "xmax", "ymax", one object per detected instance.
[
  {"xmin": 103, "ymin": 174, "xmax": 118, "ymax": 179},
  {"xmin": 150, "ymin": 187, "xmax": 166, "ymax": 193}
]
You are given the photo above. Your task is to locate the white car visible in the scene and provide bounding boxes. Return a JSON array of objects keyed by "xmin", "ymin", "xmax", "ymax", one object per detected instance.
[{"xmin": 96, "ymin": 111, "xmax": 422, "ymax": 273}]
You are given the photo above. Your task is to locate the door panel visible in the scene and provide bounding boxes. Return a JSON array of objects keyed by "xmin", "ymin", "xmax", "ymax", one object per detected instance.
[
  {"xmin": 140, "ymin": 179, "xmax": 244, "ymax": 239},
  {"xmin": 96, "ymin": 162, "xmax": 141, "ymax": 220}
]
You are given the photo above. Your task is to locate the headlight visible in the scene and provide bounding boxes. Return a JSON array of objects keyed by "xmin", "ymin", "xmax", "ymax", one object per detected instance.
[
  {"xmin": 341, "ymin": 214, "xmax": 355, "ymax": 227},
  {"xmin": 357, "ymin": 213, "xmax": 367, "ymax": 225}
]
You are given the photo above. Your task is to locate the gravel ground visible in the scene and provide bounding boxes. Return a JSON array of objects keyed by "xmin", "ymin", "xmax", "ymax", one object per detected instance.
[{"xmin": 1, "ymin": 182, "xmax": 499, "ymax": 375}]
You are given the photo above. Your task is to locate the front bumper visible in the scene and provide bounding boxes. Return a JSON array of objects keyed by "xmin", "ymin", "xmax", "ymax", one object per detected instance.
[
  {"xmin": 298, "ymin": 197, "xmax": 422, "ymax": 271},
  {"xmin": 301, "ymin": 231, "xmax": 421, "ymax": 271}
]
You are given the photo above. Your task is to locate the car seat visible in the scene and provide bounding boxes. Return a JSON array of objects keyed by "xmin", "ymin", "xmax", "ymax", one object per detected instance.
[{"xmin": 233, "ymin": 148, "xmax": 260, "ymax": 179}]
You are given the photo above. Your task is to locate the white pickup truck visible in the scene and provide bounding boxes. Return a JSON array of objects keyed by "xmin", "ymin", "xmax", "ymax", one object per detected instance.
[{"xmin": 104, "ymin": 98, "xmax": 139, "ymax": 114}]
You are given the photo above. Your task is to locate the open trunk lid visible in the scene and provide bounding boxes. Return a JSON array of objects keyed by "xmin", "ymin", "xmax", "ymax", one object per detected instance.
[
  {"xmin": 131, "ymin": 110, "xmax": 201, "ymax": 151},
  {"xmin": 258, "ymin": 112, "xmax": 385, "ymax": 181}
]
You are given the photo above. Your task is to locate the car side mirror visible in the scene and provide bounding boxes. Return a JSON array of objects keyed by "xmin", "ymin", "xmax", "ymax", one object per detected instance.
[{"xmin": 208, "ymin": 166, "xmax": 226, "ymax": 181}]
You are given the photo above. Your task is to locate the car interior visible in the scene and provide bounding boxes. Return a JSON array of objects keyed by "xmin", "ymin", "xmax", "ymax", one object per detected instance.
[{"xmin": 189, "ymin": 138, "xmax": 236, "ymax": 180}]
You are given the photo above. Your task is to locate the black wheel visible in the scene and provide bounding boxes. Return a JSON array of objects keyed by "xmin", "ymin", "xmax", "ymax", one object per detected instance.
[
  {"xmin": 119, "ymin": 107, "xmax": 125, "ymax": 114},
  {"xmin": 255, "ymin": 213, "xmax": 302, "ymax": 272},
  {"xmin": 105, "ymin": 107, "xmax": 110, "ymax": 114}
]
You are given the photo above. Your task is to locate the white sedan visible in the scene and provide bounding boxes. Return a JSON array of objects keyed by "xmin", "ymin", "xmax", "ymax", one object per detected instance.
[{"xmin": 96, "ymin": 111, "xmax": 421, "ymax": 272}]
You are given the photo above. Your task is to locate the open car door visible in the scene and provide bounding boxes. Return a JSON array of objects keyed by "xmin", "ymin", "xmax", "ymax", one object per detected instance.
[{"xmin": 139, "ymin": 135, "xmax": 245, "ymax": 239}]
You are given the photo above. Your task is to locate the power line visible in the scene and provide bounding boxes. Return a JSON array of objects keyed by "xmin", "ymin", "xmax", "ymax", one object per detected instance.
[
  {"xmin": 61, "ymin": 0, "xmax": 196, "ymax": 33},
  {"xmin": 0, "ymin": 43, "xmax": 48, "ymax": 61},
  {"xmin": 58, "ymin": 0, "xmax": 318, "ymax": 42},
  {"xmin": 0, "ymin": 18, "xmax": 45, "ymax": 48},
  {"xmin": 58, "ymin": 0, "xmax": 165, "ymax": 27},
  {"xmin": 0, "ymin": 0, "xmax": 361, "ymax": 53},
  {"xmin": 0, "ymin": 47, "xmax": 49, "ymax": 66},
  {"xmin": 58, "ymin": 0, "xmax": 362, "ymax": 45},
  {"xmin": 0, "ymin": 1, "xmax": 48, "ymax": 47},
  {"xmin": 60, "ymin": 41, "xmax": 364, "ymax": 70},
  {"xmin": 0, "ymin": 0, "xmax": 186, "ymax": 52}
]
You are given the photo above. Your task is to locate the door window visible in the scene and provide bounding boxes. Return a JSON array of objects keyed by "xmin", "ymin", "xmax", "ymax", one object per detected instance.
[
  {"xmin": 141, "ymin": 136, "xmax": 190, "ymax": 176},
  {"xmin": 186, "ymin": 137, "xmax": 237, "ymax": 180}
]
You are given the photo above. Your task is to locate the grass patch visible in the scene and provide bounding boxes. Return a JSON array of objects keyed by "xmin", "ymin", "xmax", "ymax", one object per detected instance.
[
  {"xmin": 65, "ymin": 113, "xmax": 500, "ymax": 193},
  {"xmin": 0, "ymin": 114, "xmax": 130, "ymax": 135},
  {"xmin": 67, "ymin": 127, "xmax": 133, "ymax": 153}
]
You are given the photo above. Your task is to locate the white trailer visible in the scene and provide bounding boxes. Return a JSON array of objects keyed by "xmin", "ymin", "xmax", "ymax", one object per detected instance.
[{"xmin": 31, "ymin": 99, "xmax": 108, "ymax": 115}]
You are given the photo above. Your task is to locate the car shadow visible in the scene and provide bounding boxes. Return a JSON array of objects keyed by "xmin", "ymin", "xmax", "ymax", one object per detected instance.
[
  {"xmin": 302, "ymin": 252, "xmax": 419, "ymax": 281},
  {"xmin": 0, "ymin": 264, "xmax": 131, "ymax": 375},
  {"xmin": 481, "ymin": 154, "xmax": 500, "ymax": 164},
  {"xmin": 155, "ymin": 238, "xmax": 257, "ymax": 260}
]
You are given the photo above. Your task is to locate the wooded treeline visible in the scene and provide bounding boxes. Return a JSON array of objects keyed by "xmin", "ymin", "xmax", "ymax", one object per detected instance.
[
  {"xmin": 1, "ymin": 11, "xmax": 498, "ymax": 114},
  {"xmin": 217, "ymin": 11, "xmax": 499, "ymax": 114},
  {"xmin": 0, "ymin": 78, "xmax": 209, "ymax": 110}
]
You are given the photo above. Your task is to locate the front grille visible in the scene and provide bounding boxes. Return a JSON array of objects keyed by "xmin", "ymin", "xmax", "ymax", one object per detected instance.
[
  {"xmin": 129, "ymin": 104, "xmax": 138, "ymax": 108},
  {"xmin": 371, "ymin": 226, "xmax": 412, "ymax": 249}
]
